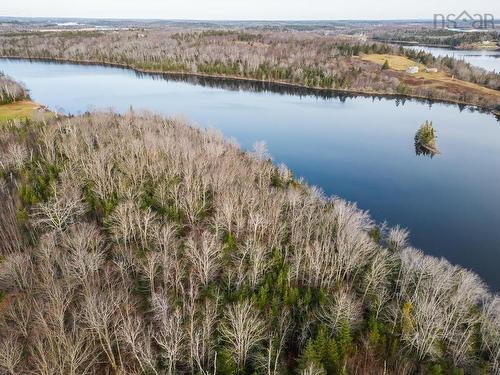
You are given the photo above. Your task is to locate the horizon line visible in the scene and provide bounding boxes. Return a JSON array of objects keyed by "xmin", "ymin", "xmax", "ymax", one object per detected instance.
[{"xmin": 0, "ymin": 15, "xmax": 474, "ymax": 22}]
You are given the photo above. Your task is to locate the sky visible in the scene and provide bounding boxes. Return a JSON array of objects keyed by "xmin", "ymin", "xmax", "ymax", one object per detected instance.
[{"xmin": 1, "ymin": 0, "xmax": 499, "ymax": 21}]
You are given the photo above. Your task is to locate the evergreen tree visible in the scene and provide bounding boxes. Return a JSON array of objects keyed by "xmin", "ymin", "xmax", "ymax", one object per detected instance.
[
  {"xmin": 323, "ymin": 339, "xmax": 339, "ymax": 375},
  {"xmin": 336, "ymin": 320, "xmax": 353, "ymax": 374},
  {"xmin": 297, "ymin": 340, "xmax": 323, "ymax": 373}
]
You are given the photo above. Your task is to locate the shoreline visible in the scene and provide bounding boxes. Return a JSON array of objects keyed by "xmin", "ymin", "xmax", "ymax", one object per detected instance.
[{"xmin": 1, "ymin": 55, "xmax": 499, "ymax": 117}]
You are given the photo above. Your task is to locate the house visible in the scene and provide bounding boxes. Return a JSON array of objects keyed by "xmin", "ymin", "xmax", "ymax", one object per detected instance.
[
  {"xmin": 37, "ymin": 105, "xmax": 49, "ymax": 113},
  {"xmin": 406, "ymin": 66, "xmax": 419, "ymax": 74}
]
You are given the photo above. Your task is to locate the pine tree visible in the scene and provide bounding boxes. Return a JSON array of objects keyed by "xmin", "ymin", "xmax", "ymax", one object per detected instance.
[
  {"xmin": 323, "ymin": 339, "xmax": 339, "ymax": 375},
  {"xmin": 336, "ymin": 320, "xmax": 352, "ymax": 374},
  {"xmin": 367, "ymin": 314, "xmax": 381, "ymax": 348},
  {"xmin": 218, "ymin": 348, "xmax": 238, "ymax": 375},
  {"xmin": 297, "ymin": 340, "xmax": 323, "ymax": 373}
]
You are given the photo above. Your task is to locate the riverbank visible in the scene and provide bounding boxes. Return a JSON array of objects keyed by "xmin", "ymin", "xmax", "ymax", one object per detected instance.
[{"xmin": 2, "ymin": 55, "xmax": 499, "ymax": 117}]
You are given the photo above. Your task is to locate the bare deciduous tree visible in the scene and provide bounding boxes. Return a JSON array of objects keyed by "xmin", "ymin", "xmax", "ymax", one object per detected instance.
[
  {"xmin": 300, "ymin": 362, "xmax": 327, "ymax": 375},
  {"xmin": 317, "ymin": 288, "xmax": 363, "ymax": 334},
  {"xmin": 0, "ymin": 334, "xmax": 22, "ymax": 375},
  {"xmin": 32, "ymin": 191, "xmax": 85, "ymax": 233},
  {"xmin": 0, "ymin": 110, "xmax": 498, "ymax": 374},
  {"xmin": 120, "ymin": 309, "xmax": 158, "ymax": 375},
  {"xmin": 220, "ymin": 301, "xmax": 266, "ymax": 369},
  {"xmin": 152, "ymin": 294, "xmax": 186, "ymax": 374},
  {"xmin": 185, "ymin": 231, "xmax": 222, "ymax": 287},
  {"xmin": 387, "ymin": 225, "xmax": 409, "ymax": 252},
  {"xmin": 83, "ymin": 287, "xmax": 126, "ymax": 373}
]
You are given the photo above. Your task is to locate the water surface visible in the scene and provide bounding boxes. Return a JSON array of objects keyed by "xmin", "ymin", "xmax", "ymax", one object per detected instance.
[
  {"xmin": 404, "ymin": 45, "xmax": 500, "ymax": 72},
  {"xmin": 1, "ymin": 58, "xmax": 500, "ymax": 290}
]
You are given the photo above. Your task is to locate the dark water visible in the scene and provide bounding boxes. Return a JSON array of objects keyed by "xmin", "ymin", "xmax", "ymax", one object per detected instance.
[
  {"xmin": 403, "ymin": 45, "xmax": 500, "ymax": 73},
  {"xmin": 1, "ymin": 58, "xmax": 500, "ymax": 290}
]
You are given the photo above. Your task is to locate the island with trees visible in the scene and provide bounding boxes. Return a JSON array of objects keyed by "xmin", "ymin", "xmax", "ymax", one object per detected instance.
[{"xmin": 415, "ymin": 121, "xmax": 439, "ymax": 156}]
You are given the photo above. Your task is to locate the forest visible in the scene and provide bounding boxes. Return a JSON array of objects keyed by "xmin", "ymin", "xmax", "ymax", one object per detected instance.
[
  {"xmin": 0, "ymin": 110, "xmax": 499, "ymax": 374},
  {"xmin": 0, "ymin": 72, "xmax": 27, "ymax": 104},
  {"xmin": 0, "ymin": 29, "xmax": 499, "ymax": 112},
  {"xmin": 372, "ymin": 29, "xmax": 499, "ymax": 49}
]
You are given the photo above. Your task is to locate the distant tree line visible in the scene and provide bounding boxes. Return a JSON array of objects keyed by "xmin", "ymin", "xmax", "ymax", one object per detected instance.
[{"xmin": 373, "ymin": 29, "xmax": 499, "ymax": 48}]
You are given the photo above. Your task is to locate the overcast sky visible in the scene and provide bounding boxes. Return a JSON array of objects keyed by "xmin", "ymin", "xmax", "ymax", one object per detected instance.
[{"xmin": 2, "ymin": 0, "xmax": 499, "ymax": 20}]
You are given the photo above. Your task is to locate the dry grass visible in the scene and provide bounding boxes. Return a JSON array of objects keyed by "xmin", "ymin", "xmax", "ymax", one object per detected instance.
[
  {"xmin": 419, "ymin": 71, "xmax": 500, "ymax": 97},
  {"xmin": 0, "ymin": 100, "xmax": 42, "ymax": 122},
  {"xmin": 361, "ymin": 54, "xmax": 423, "ymax": 71}
]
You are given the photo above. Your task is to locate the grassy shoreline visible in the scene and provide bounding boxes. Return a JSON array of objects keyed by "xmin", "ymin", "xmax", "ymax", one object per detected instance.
[
  {"xmin": 0, "ymin": 99, "xmax": 41, "ymax": 122},
  {"xmin": 2, "ymin": 55, "xmax": 499, "ymax": 117}
]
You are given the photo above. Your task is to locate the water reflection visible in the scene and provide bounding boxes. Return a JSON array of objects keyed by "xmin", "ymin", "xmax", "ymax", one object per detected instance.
[
  {"xmin": 415, "ymin": 143, "xmax": 439, "ymax": 158},
  {"xmin": 135, "ymin": 68, "xmax": 494, "ymax": 114},
  {"xmin": 10, "ymin": 57, "xmax": 494, "ymax": 116}
]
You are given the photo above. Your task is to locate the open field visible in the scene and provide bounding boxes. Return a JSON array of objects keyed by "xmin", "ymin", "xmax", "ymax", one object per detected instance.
[
  {"xmin": 0, "ymin": 99, "xmax": 40, "ymax": 122},
  {"xmin": 361, "ymin": 53, "xmax": 422, "ymax": 71}
]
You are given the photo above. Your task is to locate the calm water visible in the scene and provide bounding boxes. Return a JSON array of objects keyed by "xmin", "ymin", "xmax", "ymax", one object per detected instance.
[
  {"xmin": 404, "ymin": 45, "xmax": 500, "ymax": 73},
  {"xmin": 2, "ymin": 58, "xmax": 500, "ymax": 290}
]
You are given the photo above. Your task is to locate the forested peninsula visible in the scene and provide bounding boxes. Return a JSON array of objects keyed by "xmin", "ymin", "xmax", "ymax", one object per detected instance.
[{"xmin": 0, "ymin": 110, "xmax": 499, "ymax": 374}]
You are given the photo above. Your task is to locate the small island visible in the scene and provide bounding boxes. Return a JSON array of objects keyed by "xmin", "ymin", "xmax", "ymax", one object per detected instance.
[{"xmin": 415, "ymin": 120, "xmax": 439, "ymax": 156}]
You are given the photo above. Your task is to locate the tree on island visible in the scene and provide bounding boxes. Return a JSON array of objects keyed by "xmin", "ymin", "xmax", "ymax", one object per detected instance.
[{"xmin": 415, "ymin": 120, "xmax": 439, "ymax": 157}]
